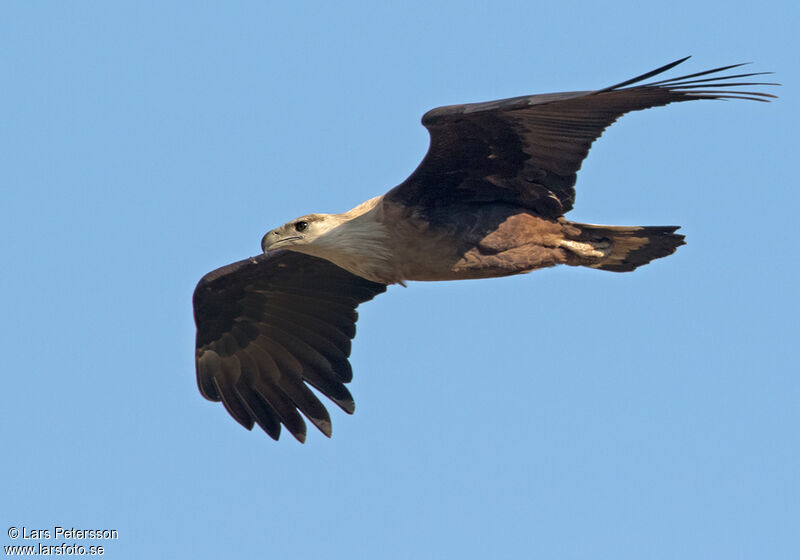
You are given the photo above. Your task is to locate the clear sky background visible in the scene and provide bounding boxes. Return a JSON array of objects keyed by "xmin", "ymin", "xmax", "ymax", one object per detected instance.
[{"xmin": 1, "ymin": 2, "xmax": 797, "ymax": 559}]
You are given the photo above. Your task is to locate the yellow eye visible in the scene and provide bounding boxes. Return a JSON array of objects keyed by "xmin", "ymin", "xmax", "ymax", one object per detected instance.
[{"xmin": 294, "ymin": 221, "xmax": 309, "ymax": 232}]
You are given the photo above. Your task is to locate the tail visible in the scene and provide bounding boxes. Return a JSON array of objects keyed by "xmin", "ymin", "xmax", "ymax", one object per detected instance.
[{"xmin": 561, "ymin": 221, "xmax": 686, "ymax": 272}]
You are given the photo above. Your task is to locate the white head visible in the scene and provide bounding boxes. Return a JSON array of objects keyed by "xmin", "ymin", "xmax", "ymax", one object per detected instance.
[
  {"xmin": 259, "ymin": 200, "xmax": 396, "ymax": 284},
  {"xmin": 261, "ymin": 213, "xmax": 343, "ymax": 254}
]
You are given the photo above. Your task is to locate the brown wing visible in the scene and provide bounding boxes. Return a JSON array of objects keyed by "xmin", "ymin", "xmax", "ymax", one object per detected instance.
[
  {"xmin": 386, "ymin": 57, "xmax": 776, "ymax": 219},
  {"xmin": 193, "ymin": 250, "xmax": 386, "ymax": 442}
]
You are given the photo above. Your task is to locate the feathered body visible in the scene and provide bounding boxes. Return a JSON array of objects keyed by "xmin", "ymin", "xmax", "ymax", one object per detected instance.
[{"xmin": 268, "ymin": 194, "xmax": 684, "ymax": 285}]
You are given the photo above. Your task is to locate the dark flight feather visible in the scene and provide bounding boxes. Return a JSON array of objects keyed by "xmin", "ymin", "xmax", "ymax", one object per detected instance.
[
  {"xmin": 386, "ymin": 57, "xmax": 776, "ymax": 220},
  {"xmin": 193, "ymin": 251, "xmax": 386, "ymax": 441}
]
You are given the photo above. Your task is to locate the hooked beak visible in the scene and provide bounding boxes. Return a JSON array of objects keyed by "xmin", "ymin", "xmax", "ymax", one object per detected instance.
[{"xmin": 261, "ymin": 232, "xmax": 303, "ymax": 253}]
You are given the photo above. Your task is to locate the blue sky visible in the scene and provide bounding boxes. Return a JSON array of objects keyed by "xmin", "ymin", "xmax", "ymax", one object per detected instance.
[{"xmin": 1, "ymin": 2, "xmax": 797, "ymax": 558}]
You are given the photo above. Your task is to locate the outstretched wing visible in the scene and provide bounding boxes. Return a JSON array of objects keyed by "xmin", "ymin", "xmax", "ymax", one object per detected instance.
[
  {"xmin": 193, "ymin": 250, "xmax": 387, "ymax": 442},
  {"xmin": 386, "ymin": 57, "xmax": 776, "ymax": 218}
]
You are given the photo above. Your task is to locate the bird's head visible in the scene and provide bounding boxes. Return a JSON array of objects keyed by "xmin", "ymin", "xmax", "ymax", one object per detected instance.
[
  {"xmin": 261, "ymin": 213, "xmax": 342, "ymax": 253},
  {"xmin": 260, "ymin": 198, "xmax": 394, "ymax": 283}
]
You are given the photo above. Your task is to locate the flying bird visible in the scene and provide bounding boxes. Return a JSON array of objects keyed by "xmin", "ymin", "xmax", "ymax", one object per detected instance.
[{"xmin": 193, "ymin": 57, "xmax": 775, "ymax": 442}]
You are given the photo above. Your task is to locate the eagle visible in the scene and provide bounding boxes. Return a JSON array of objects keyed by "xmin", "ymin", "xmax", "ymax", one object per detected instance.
[{"xmin": 193, "ymin": 57, "xmax": 775, "ymax": 442}]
